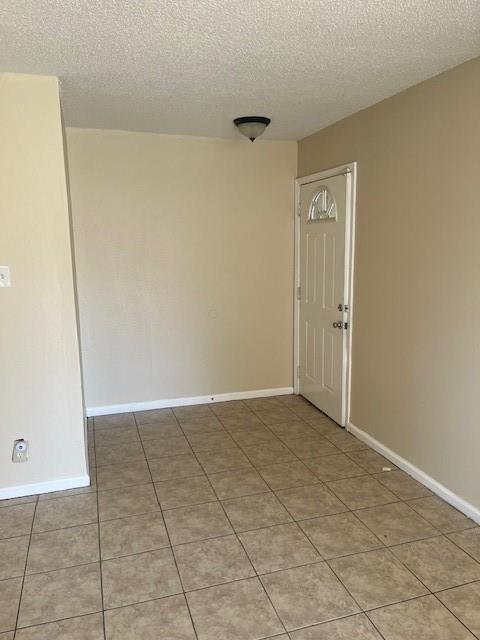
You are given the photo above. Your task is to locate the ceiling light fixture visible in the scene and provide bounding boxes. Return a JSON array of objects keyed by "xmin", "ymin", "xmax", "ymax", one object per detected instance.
[{"xmin": 233, "ymin": 116, "xmax": 271, "ymax": 142}]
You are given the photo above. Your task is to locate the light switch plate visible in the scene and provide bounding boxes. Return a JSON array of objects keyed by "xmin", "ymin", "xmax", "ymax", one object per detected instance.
[{"xmin": 0, "ymin": 266, "xmax": 11, "ymax": 287}]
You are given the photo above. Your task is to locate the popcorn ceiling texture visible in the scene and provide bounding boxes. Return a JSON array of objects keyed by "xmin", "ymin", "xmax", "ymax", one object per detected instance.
[{"xmin": 0, "ymin": 0, "xmax": 479, "ymax": 139}]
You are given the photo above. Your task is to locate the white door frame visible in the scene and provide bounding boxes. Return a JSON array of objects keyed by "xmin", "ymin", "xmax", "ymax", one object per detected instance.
[{"xmin": 293, "ymin": 162, "xmax": 357, "ymax": 426}]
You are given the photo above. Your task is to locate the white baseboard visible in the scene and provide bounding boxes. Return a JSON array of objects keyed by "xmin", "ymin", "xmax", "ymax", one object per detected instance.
[
  {"xmin": 347, "ymin": 422, "xmax": 480, "ymax": 525},
  {"xmin": 87, "ymin": 387, "xmax": 294, "ymax": 417},
  {"xmin": 0, "ymin": 474, "xmax": 90, "ymax": 501}
]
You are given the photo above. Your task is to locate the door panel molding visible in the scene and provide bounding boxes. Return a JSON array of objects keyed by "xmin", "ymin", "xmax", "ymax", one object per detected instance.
[{"xmin": 294, "ymin": 162, "xmax": 357, "ymax": 426}]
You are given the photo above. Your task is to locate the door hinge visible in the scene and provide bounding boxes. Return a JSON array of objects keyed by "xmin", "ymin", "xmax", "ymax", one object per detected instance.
[
  {"xmin": 297, "ymin": 365, "xmax": 301, "ymax": 378},
  {"xmin": 344, "ymin": 322, "xmax": 348, "ymax": 330},
  {"xmin": 297, "ymin": 201, "xmax": 301, "ymax": 216},
  {"xmin": 296, "ymin": 286, "xmax": 301, "ymax": 301}
]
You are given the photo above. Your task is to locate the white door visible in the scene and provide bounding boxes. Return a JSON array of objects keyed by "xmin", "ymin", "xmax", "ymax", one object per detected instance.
[{"xmin": 298, "ymin": 171, "xmax": 352, "ymax": 425}]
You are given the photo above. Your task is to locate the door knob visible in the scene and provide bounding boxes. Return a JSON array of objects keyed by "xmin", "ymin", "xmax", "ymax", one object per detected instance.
[{"xmin": 332, "ymin": 321, "xmax": 342, "ymax": 329}]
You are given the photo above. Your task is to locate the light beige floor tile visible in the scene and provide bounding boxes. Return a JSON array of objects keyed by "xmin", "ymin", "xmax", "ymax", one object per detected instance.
[
  {"xmin": 261, "ymin": 562, "xmax": 359, "ymax": 631},
  {"xmin": 102, "ymin": 548, "xmax": 181, "ymax": 609},
  {"xmin": 300, "ymin": 512, "xmax": 383, "ymax": 559},
  {"xmin": 308, "ymin": 418, "xmax": 344, "ymax": 436},
  {"xmin": 229, "ymin": 427, "xmax": 278, "ymax": 447},
  {"xmin": 104, "ymin": 594, "xmax": 196, "ymax": 640},
  {"xmin": 330, "ymin": 548, "xmax": 428, "ymax": 610},
  {"xmin": 94, "ymin": 425, "xmax": 139, "ymax": 446},
  {"xmin": 274, "ymin": 394, "xmax": 310, "ymax": 407},
  {"xmin": 96, "ymin": 460, "xmax": 151, "ymax": 490},
  {"xmin": 0, "ymin": 632, "xmax": 13, "ymax": 639},
  {"xmin": 0, "ymin": 495, "xmax": 37, "ymax": 508},
  {"xmin": 27, "ymin": 523, "xmax": 99, "ymax": 574},
  {"xmin": 163, "ymin": 502, "xmax": 233, "ymax": 545},
  {"xmin": 448, "ymin": 527, "xmax": 480, "ymax": 561},
  {"xmin": 222, "ymin": 492, "xmax": 292, "ymax": 532},
  {"xmin": 391, "ymin": 536, "xmax": 480, "ymax": 591},
  {"xmin": 0, "ymin": 503, "xmax": 35, "ymax": 539},
  {"xmin": 305, "ymin": 454, "xmax": 365, "ymax": 482},
  {"xmin": 0, "ymin": 578, "xmax": 22, "ymax": 632},
  {"xmin": 255, "ymin": 407, "xmax": 298, "ymax": 424},
  {"xmin": 354, "ymin": 501, "xmax": 438, "ymax": 545},
  {"xmin": 327, "ymin": 476, "xmax": 398, "ymax": 509},
  {"xmin": 243, "ymin": 397, "xmax": 283, "ymax": 411},
  {"xmin": 210, "ymin": 400, "xmax": 250, "ymax": 416},
  {"xmin": 187, "ymin": 431, "xmax": 236, "ymax": 452},
  {"xmin": 368, "ymin": 594, "xmax": 476, "ymax": 640},
  {"xmin": 173, "ymin": 405, "xmax": 213, "ymax": 420},
  {"xmin": 259, "ymin": 460, "xmax": 319, "ymax": 491},
  {"xmin": 155, "ymin": 475, "xmax": 216, "ymax": 509},
  {"xmin": 100, "ymin": 512, "xmax": 169, "ymax": 559},
  {"xmin": 292, "ymin": 405, "xmax": 327, "ymax": 421},
  {"xmin": 179, "ymin": 416, "xmax": 225, "ymax": 435},
  {"xmin": 94, "ymin": 413, "xmax": 135, "ymax": 428},
  {"xmin": 98, "ymin": 483, "xmax": 159, "ymax": 521},
  {"xmin": 195, "ymin": 447, "xmax": 252, "ymax": 473},
  {"xmin": 18, "ymin": 563, "xmax": 102, "ymax": 628},
  {"xmin": 239, "ymin": 522, "xmax": 320, "ymax": 573},
  {"xmin": 324, "ymin": 431, "xmax": 367, "ymax": 452},
  {"xmin": 148, "ymin": 453, "xmax": 204, "ymax": 481},
  {"xmin": 134, "ymin": 408, "xmax": 175, "ymax": 425},
  {"xmin": 407, "ymin": 496, "xmax": 476, "ymax": 533},
  {"xmin": 276, "ymin": 484, "xmax": 347, "ymax": 520},
  {"xmin": 138, "ymin": 422, "xmax": 183, "ymax": 440},
  {"xmin": 95, "ymin": 441, "xmax": 145, "ymax": 466},
  {"xmin": 283, "ymin": 437, "xmax": 339, "ymax": 460},
  {"xmin": 242, "ymin": 441, "xmax": 297, "ymax": 467},
  {"xmin": 373, "ymin": 469, "xmax": 433, "ymax": 500},
  {"xmin": 15, "ymin": 613, "xmax": 104, "ymax": 639},
  {"xmin": 33, "ymin": 494, "xmax": 97, "ymax": 532},
  {"xmin": 186, "ymin": 577, "xmax": 283, "ymax": 640},
  {"xmin": 144, "ymin": 435, "xmax": 192, "ymax": 459},
  {"xmin": 220, "ymin": 412, "xmax": 263, "ymax": 430},
  {"xmin": 208, "ymin": 467, "xmax": 270, "ymax": 499},
  {"xmin": 290, "ymin": 613, "xmax": 382, "ymax": 639},
  {"xmin": 347, "ymin": 449, "xmax": 397, "ymax": 473},
  {"xmin": 268, "ymin": 421, "xmax": 318, "ymax": 440},
  {"xmin": 0, "ymin": 536, "xmax": 29, "ymax": 579},
  {"xmin": 174, "ymin": 534, "xmax": 255, "ymax": 590},
  {"xmin": 437, "ymin": 581, "xmax": 480, "ymax": 637}
]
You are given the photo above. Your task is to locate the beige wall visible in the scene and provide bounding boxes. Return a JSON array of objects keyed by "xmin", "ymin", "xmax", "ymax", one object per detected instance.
[
  {"xmin": 0, "ymin": 73, "xmax": 86, "ymax": 495},
  {"xmin": 298, "ymin": 57, "xmax": 480, "ymax": 510},
  {"xmin": 66, "ymin": 129, "xmax": 297, "ymax": 409}
]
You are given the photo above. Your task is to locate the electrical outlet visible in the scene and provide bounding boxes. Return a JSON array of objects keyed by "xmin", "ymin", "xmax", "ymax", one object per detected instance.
[
  {"xmin": 12, "ymin": 439, "xmax": 28, "ymax": 462},
  {"xmin": 0, "ymin": 266, "xmax": 11, "ymax": 287}
]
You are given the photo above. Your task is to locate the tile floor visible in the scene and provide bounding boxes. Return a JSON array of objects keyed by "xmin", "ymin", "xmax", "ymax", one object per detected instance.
[{"xmin": 1, "ymin": 395, "xmax": 479, "ymax": 639}]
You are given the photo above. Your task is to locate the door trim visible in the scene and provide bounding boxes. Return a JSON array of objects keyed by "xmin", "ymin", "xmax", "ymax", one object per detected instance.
[{"xmin": 293, "ymin": 162, "xmax": 357, "ymax": 426}]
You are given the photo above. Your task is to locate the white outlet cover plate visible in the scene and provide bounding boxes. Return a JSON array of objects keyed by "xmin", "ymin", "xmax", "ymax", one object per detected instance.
[{"xmin": 0, "ymin": 266, "xmax": 11, "ymax": 287}]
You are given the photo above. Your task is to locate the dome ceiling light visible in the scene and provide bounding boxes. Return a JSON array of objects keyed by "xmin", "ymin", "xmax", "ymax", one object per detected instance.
[{"xmin": 233, "ymin": 116, "xmax": 271, "ymax": 142}]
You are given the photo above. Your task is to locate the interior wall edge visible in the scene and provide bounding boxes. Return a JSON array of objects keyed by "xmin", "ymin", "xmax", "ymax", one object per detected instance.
[
  {"xmin": 348, "ymin": 421, "xmax": 480, "ymax": 525},
  {"xmin": 86, "ymin": 386, "xmax": 294, "ymax": 417},
  {"xmin": 0, "ymin": 474, "xmax": 91, "ymax": 501}
]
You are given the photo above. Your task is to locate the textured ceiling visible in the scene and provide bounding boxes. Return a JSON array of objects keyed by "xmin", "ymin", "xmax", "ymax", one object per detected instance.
[{"xmin": 1, "ymin": 0, "xmax": 479, "ymax": 140}]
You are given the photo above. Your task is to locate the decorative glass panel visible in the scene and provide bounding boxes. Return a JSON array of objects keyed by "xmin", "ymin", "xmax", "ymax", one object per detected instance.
[{"xmin": 308, "ymin": 186, "xmax": 337, "ymax": 221}]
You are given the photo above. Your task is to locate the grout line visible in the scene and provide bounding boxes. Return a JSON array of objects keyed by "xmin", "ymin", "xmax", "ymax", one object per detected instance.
[
  {"xmin": 92, "ymin": 451, "xmax": 106, "ymax": 640},
  {"xmin": 12, "ymin": 611, "xmax": 105, "ymax": 635},
  {"xmin": 136, "ymin": 411, "xmax": 200, "ymax": 640},
  {"xmin": 13, "ymin": 494, "xmax": 38, "ymax": 636}
]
